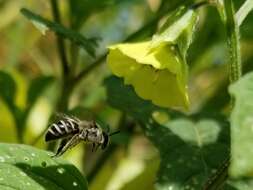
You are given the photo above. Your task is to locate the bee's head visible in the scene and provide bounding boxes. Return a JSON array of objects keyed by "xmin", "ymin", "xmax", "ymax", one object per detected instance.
[
  {"xmin": 101, "ymin": 132, "xmax": 109, "ymax": 149},
  {"xmin": 101, "ymin": 130, "xmax": 120, "ymax": 149}
]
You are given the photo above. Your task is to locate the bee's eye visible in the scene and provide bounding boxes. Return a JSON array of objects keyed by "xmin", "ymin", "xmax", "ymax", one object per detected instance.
[{"xmin": 101, "ymin": 132, "xmax": 109, "ymax": 149}]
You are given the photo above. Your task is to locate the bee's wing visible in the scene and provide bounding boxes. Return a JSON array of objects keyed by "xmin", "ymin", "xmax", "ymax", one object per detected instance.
[
  {"xmin": 79, "ymin": 120, "xmax": 96, "ymax": 130},
  {"xmin": 55, "ymin": 113, "xmax": 81, "ymax": 122}
]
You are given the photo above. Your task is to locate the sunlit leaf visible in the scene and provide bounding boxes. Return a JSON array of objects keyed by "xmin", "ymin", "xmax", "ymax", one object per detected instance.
[
  {"xmin": 104, "ymin": 76, "xmax": 230, "ymax": 189},
  {"xmin": 0, "ymin": 143, "xmax": 88, "ymax": 190},
  {"xmin": 20, "ymin": 8, "xmax": 98, "ymax": 57},
  {"xmin": 229, "ymin": 72, "xmax": 253, "ymax": 177}
]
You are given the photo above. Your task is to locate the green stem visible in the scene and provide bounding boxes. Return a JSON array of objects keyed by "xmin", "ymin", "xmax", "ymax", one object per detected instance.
[
  {"xmin": 50, "ymin": 0, "xmax": 72, "ymax": 113},
  {"xmin": 204, "ymin": 0, "xmax": 242, "ymax": 189},
  {"xmin": 70, "ymin": 43, "xmax": 79, "ymax": 77},
  {"xmin": 203, "ymin": 157, "xmax": 230, "ymax": 190},
  {"xmin": 50, "ymin": 0, "xmax": 69, "ymax": 76},
  {"xmin": 43, "ymin": 0, "xmax": 72, "ymax": 151},
  {"xmin": 236, "ymin": 0, "xmax": 253, "ymax": 26},
  {"xmin": 225, "ymin": 0, "xmax": 241, "ymax": 83}
]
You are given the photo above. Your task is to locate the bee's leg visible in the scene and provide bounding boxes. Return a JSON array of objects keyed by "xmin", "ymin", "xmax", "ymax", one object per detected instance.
[
  {"xmin": 52, "ymin": 138, "xmax": 69, "ymax": 157},
  {"xmin": 91, "ymin": 143, "xmax": 95, "ymax": 152},
  {"xmin": 53, "ymin": 134, "xmax": 80, "ymax": 157},
  {"xmin": 94, "ymin": 144, "xmax": 100, "ymax": 152}
]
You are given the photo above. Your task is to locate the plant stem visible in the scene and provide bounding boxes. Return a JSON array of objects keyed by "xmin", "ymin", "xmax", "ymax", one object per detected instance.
[
  {"xmin": 45, "ymin": 0, "xmax": 72, "ymax": 151},
  {"xmin": 203, "ymin": 157, "xmax": 230, "ymax": 190},
  {"xmin": 236, "ymin": 0, "xmax": 253, "ymax": 26},
  {"xmin": 204, "ymin": 0, "xmax": 242, "ymax": 189},
  {"xmin": 70, "ymin": 43, "xmax": 79, "ymax": 77},
  {"xmin": 74, "ymin": 54, "xmax": 106, "ymax": 84},
  {"xmin": 50, "ymin": 0, "xmax": 69, "ymax": 76},
  {"xmin": 50, "ymin": 0, "xmax": 72, "ymax": 113},
  {"xmin": 225, "ymin": 0, "xmax": 241, "ymax": 83}
]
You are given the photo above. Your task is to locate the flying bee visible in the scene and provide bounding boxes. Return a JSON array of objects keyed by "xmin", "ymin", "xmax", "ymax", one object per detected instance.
[{"xmin": 45, "ymin": 114, "xmax": 119, "ymax": 157}]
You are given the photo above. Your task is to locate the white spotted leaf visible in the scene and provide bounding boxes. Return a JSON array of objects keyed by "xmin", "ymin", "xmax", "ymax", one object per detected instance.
[
  {"xmin": 104, "ymin": 76, "xmax": 231, "ymax": 189},
  {"xmin": 229, "ymin": 72, "xmax": 253, "ymax": 178},
  {"xmin": 0, "ymin": 143, "xmax": 88, "ymax": 190}
]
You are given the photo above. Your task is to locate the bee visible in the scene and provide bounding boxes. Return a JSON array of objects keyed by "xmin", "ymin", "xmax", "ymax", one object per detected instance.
[{"xmin": 45, "ymin": 114, "xmax": 119, "ymax": 157}]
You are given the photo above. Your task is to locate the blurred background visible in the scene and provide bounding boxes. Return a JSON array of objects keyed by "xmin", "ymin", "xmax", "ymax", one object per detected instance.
[{"xmin": 0, "ymin": 0, "xmax": 252, "ymax": 189}]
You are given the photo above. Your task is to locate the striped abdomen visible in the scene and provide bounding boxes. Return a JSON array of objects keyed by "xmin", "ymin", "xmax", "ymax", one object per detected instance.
[{"xmin": 45, "ymin": 119, "xmax": 80, "ymax": 141}]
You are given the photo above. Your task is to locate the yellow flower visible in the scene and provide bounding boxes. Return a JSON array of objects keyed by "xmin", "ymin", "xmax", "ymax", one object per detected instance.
[
  {"xmin": 107, "ymin": 41, "xmax": 189, "ymax": 110},
  {"xmin": 107, "ymin": 7, "xmax": 198, "ymax": 110}
]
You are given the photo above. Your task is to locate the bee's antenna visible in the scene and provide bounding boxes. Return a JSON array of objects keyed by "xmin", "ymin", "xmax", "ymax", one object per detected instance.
[{"xmin": 109, "ymin": 130, "xmax": 120, "ymax": 136}]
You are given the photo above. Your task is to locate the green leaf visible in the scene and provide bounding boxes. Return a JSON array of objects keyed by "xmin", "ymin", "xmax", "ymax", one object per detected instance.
[
  {"xmin": 104, "ymin": 76, "xmax": 158, "ymax": 119},
  {"xmin": 229, "ymin": 72, "xmax": 253, "ymax": 177},
  {"xmin": 27, "ymin": 76, "xmax": 54, "ymax": 108},
  {"xmin": 227, "ymin": 180, "xmax": 253, "ymax": 190},
  {"xmin": 20, "ymin": 8, "xmax": 98, "ymax": 57},
  {"xmin": 152, "ymin": 120, "xmax": 229, "ymax": 190},
  {"xmin": 104, "ymin": 76, "xmax": 230, "ymax": 189},
  {"xmin": 0, "ymin": 71, "xmax": 16, "ymax": 107},
  {"xmin": 0, "ymin": 143, "xmax": 88, "ymax": 190}
]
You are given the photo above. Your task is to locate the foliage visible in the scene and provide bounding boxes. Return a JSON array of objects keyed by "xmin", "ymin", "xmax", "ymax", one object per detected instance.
[
  {"xmin": 229, "ymin": 72, "xmax": 253, "ymax": 177},
  {"xmin": 20, "ymin": 8, "xmax": 98, "ymax": 57},
  {"xmin": 0, "ymin": 71, "xmax": 54, "ymax": 142},
  {"xmin": 0, "ymin": 143, "xmax": 87, "ymax": 190},
  {"xmin": 104, "ymin": 76, "xmax": 231, "ymax": 189},
  {"xmin": 0, "ymin": 0, "xmax": 253, "ymax": 190}
]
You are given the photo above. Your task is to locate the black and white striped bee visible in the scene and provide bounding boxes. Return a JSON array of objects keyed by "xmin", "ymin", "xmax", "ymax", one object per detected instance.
[{"xmin": 45, "ymin": 115, "xmax": 119, "ymax": 157}]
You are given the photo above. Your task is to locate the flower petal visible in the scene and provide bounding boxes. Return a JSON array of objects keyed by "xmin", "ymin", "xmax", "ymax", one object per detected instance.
[{"xmin": 107, "ymin": 42, "xmax": 189, "ymax": 109}]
